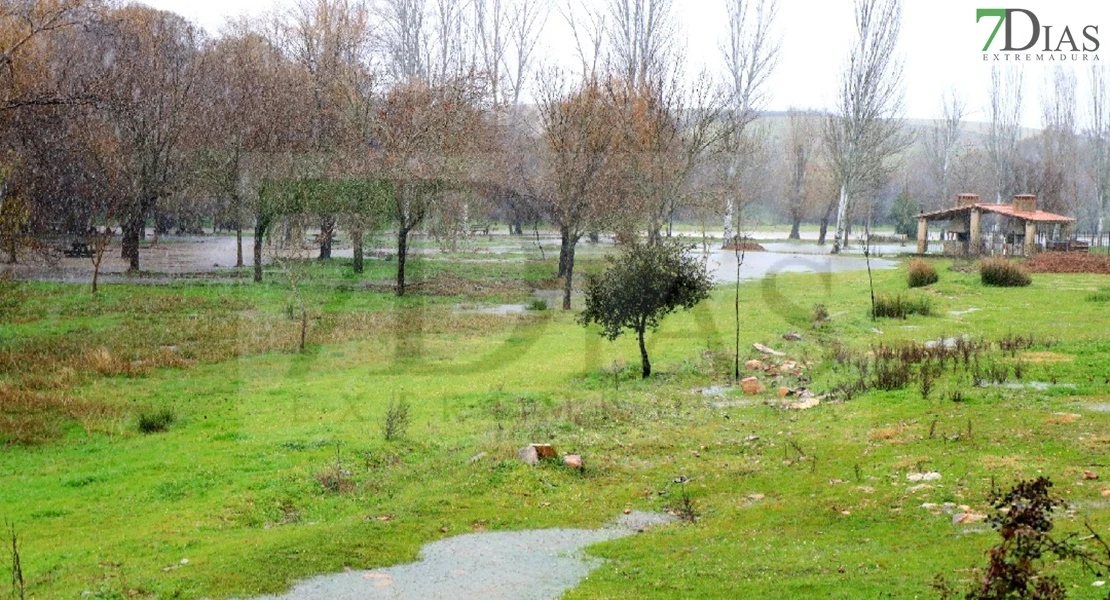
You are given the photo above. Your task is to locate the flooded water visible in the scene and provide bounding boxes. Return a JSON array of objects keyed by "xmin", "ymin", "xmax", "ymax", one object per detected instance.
[
  {"xmin": 6, "ymin": 233, "xmax": 900, "ymax": 286},
  {"xmin": 705, "ymin": 249, "xmax": 897, "ymax": 283},
  {"xmin": 241, "ymin": 512, "xmax": 676, "ymax": 600}
]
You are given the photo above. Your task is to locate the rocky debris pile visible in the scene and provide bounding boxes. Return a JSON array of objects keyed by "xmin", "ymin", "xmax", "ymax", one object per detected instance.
[{"xmin": 516, "ymin": 444, "xmax": 584, "ymax": 470}]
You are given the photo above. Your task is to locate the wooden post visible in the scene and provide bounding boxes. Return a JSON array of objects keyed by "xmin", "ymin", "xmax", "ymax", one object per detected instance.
[
  {"xmin": 1024, "ymin": 220, "xmax": 1037, "ymax": 256},
  {"xmin": 969, "ymin": 208, "xmax": 981, "ymax": 256},
  {"xmin": 916, "ymin": 218, "xmax": 928, "ymax": 254}
]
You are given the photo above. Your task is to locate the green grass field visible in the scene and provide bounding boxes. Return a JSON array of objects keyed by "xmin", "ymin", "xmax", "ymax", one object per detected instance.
[{"xmin": 1, "ymin": 254, "xmax": 1108, "ymax": 599}]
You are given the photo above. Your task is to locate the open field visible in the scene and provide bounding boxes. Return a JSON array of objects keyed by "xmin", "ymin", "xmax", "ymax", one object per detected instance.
[{"xmin": 1, "ymin": 250, "xmax": 1109, "ymax": 599}]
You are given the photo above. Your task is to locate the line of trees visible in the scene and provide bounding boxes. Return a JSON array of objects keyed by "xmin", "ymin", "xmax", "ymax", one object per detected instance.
[{"xmin": 1, "ymin": 0, "xmax": 1107, "ymax": 293}]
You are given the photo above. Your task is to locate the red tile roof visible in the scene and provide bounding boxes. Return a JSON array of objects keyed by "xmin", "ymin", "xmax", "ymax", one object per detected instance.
[{"xmin": 916, "ymin": 203, "xmax": 1074, "ymax": 223}]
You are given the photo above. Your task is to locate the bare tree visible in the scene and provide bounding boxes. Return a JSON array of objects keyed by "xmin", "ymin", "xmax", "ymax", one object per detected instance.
[
  {"xmin": 605, "ymin": 0, "xmax": 677, "ymax": 89},
  {"xmin": 88, "ymin": 226, "xmax": 112, "ymax": 294},
  {"xmin": 986, "ymin": 65, "xmax": 1024, "ymax": 204},
  {"xmin": 560, "ymin": 0, "xmax": 606, "ymax": 79},
  {"xmin": 86, "ymin": 6, "xmax": 204, "ymax": 272},
  {"xmin": 378, "ymin": 0, "xmax": 429, "ymax": 82},
  {"xmin": 1089, "ymin": 65, "xmax": 1110, "ymax": 236},
  {"xmin": 720, "ymin": 0, "xmax": 779, "ymax": 242},
  {"xmin": 534, "ymin": 74, "xmax": 619, "ymax": 309},
  {"xmin": 502, "ymin": 0, "xmax": 546, "ymax": 106},
  {"xmin": 375, "ymin": 78, "xmax": 489, "ymax": 296},
  {"xmin": 923, "ymin": 91, "xmax": 966, "ymax": 209},
  {"xmin": 784, "ymin": 109, "xmax": 818, "ymax": 239},
  {"xmin": 1039, "ymin": 67, "xmax": 1079, "ymax": 215},
  {"xmin": 825, "ymin": 0, "xmax": 909, "ymax": 254}
]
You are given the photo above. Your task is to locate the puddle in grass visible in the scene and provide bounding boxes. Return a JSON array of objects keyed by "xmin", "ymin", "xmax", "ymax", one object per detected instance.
[
  {"xmin": 453, "ymin": 303, "xmax": 530, "ymax": 316},
  {"xmin": 241, "ymin": 512, "xmax": 676, "ymax": 600}
]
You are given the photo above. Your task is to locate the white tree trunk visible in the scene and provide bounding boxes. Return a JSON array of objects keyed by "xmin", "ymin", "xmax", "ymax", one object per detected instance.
[
  {"xmin": 832, "ymin": 182, "xmax": 849, "ymax": 254},
  {"xmin": 723, "ymin": 196, "xmax": 733, "ymax": 246}
]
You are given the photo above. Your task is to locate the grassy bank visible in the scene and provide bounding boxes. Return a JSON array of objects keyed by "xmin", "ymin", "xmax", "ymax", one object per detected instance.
[{"xmin": 1, "ymin": 256, "xmax": 1108, "ymax": 599}]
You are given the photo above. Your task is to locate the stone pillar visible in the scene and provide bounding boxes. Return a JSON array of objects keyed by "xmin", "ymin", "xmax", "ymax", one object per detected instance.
[
  {"xmin": 1024, "ymin": 220, "xmax": 1037, "ymax": 256},
  {"xmin": 916, "ymin": 218, "xmax": 928, "ymax": 254},
  {"xmin": 969, "ymin": 208, "xmax": 981, "ymax": 256}
]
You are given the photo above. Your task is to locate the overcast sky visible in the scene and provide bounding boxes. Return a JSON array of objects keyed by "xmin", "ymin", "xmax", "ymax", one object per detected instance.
[{"xmin": 141, "ymin": 0, "xmax": 1110, "ymax": 130}]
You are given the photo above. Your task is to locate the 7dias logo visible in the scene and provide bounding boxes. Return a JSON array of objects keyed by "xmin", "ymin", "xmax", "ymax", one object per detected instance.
[{"xmin": 977, "ymin": 8, "xmax": 1100, "ymax": 62}]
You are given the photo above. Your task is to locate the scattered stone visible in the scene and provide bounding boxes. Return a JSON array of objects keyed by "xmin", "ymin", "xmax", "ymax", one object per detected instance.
[
  {"xmin": 517, "ymin": 445, "xmax": 539, "ymax": 466},
  {"xmin": 953, "ymin": 512, "xmax": 987, "ymax": 525},
  {"xmin": 782, "ymin": 332, "xmax": 803, "ymax": 342},
  {"xmin": 623, "ymin": 508, "xmax": 632, "ymax": 515},
  {"xmin": 468, "ymin": 452, "xmax": 488, "ymax": 464},
  {"xmin": 1084, "ymin": 470, "xmax": 1100, "ymax": 480},
  {"xmin": 907, "ymin": 472, "xmax": 942, "ymax": 482},
  {"xmin": 753, "ymin": 343, "xmax": 785, "ymax": 356},
  {"xmin": 180, "ymin": 558, "xmax": 189, "ymax": 565},
  {"xmin": 786, "ymin": 397, "xmax": 821, "ymax": 411},
  {"xmin": 780, "ymin": 360, "xmax": 798, "ymax": 371},
  {"xmin": 745, "ymin": 359, "xmax": 764, "ymax": 371},
  {"xmin": 743, "ymin": 435, "xmax": 760, "ymax": 442},
  {"xmin": 907, "ymin": 484, "xmax": 933, "ymax": 494},
  {"xmin": 921, "ymin": 502, "xmax": 938, "ymax": 510},
  {"xmin": 1101, "ymin": 489, "xmax": 1110, "ymax": 498},
  {"xmin": 1094, "ymin": 581, "xmax": 1106, "ymax": 587},
  {"xmin": 870, "ymin": 328, "xmax": 883, "ymax": 335},
  {"xmin": 747, "ymin": 493, "xmax": 765, "ymax": 501},
  {"xmin": 563, "ymin": 454, "xmax": 583, "ymax": 470},
  {"xmin": 517, "ymin": 444, "xmax": 557, "ymax": 465},
  {"xmin": 840, "ymin": 510, "xmax": 851, "ymax": 516},
  {"xmin": 740, "ymin": 377, "xmax": 765, "ymax": 395},
  {"xmin": 777, "ymin": 386, "xmax": 792, "ymax": 398}
]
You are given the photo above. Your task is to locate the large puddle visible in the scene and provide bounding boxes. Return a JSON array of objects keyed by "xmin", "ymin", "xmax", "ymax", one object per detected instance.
[
  {"xmin": 240, "ymin": 512, "xmax": 675, "ymax": 600},
  {"xmin": 705, "ymin": 249, "xmax": 897, "ymax": 283}
]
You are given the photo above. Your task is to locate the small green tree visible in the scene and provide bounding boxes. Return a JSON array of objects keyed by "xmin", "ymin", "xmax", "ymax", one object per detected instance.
[
  {"xmin": 888, "ymin": 188, "xmax": 920, "ymax": 237},
  {"xmin": 579, "ymin": 241, "xmax": 713, "ymax": 378}
]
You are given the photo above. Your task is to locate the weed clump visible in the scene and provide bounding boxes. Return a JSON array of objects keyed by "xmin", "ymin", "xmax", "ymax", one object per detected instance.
[
  {"xmin": 526, "ymin": 298, "xmax": 548, "ymax": 311},
  {"xmin": 907, "ymin": 259, "xmax": 938, "ymax": 288},
  {"xmin": 872, "ymin": 294, "xmax": 933, "ymax": 319},
  {"xmin": 382, "ymin": 397, "xmax": 411, "ymax": 441},
  {"xmin": 137, "ymin": 407, "xmax": 175, "ymax": 434},
  {"xmin": 980, "ymin": 258, "xmax": 1031, "ymax": 287},
  {"xmin": 812, "ymin": 303, "xmax": 829, "ymax": 327}
]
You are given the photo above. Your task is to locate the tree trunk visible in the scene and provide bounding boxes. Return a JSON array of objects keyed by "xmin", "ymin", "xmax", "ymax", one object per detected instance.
[
  {"xmin": 318, "ymin": 215, "xmax": 334, "ymax": 259},
  {"xmin": 121, "ymin": 213, "xmax": 142, "ymax": 272},
  {"xmin": 235, "ymin": 222, "xmax": 243, "ymax": 268},
  {"xmin": 353, "ymin": 224, "xmax": 364, "ymax": 274},
  {"xmin": 253, "ymin": 222, "xmax": 265, "ymax": 283},
  {"xmin": 832, "ymin": 183, "xmax": 849, "ymax": 254},
  {"xmin": 789, "ymin": 218, "xmax": 801, "ymax": 240},
  {"xmin": 818, "ymin": 217, "xmax": 829, "ymax": 245},
  {"xmin": 396, "ymin": 226, "xmax": 409, "ymax": 296},
  {"xmin": 637, "ymin": 328, "xmax": 651, "ymax": 378},
  {"xmin": 512, "ymin": 220, "xmax": 523, "ymax": 236},
  {"xmin": 560, "ymin": 226, "xmax": 577, "ymax": 310},
  {"xmin": 558, "ymin": 227, "xmax": 572, "ymax": 277}
]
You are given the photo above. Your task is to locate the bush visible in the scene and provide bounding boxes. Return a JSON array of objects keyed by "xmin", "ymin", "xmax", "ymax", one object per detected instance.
[
  {"xmin": 382, "ymin": 397, "xmax": 411, "ymax": 441},
  {"xmin": 137, "ymin": 408, "xmax": 175, "ymax": 434},
  {"xmin": 980, "ymin": 258, "xmax": 1031, "ymax": 287},
  {"xmin": 526, "ymin": 298, "xmax": 548, "ymax": 311},
  {"xmin": 935, "ymin": 477, "xmax": 1110, "ymax": 600},
  {"xmin": 872, "ymin": 294, "xmax": 932, "ymax": 319},
  {"xmin": 907, "ymin": 259, "xmax": 938, "ymax": 288}
]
